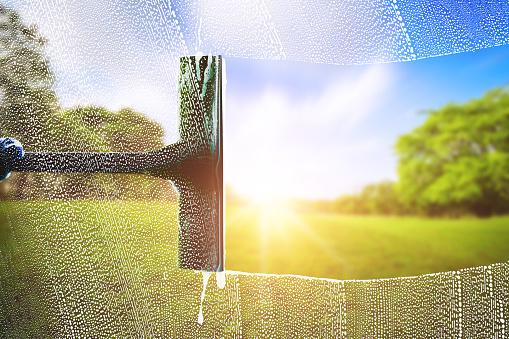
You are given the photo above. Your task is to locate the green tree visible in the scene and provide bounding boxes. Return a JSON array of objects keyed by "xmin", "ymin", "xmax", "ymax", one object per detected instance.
[
  {"xmin": 357, "ymin": 181, "xmax": 407, "ymax": 215},
  {"xmin": 54, "ymin": 106, "xmax": 165, "ymax": 152},
  {"xmin": 328, "ymin": 181, "xmax": 406, "ymax": 216},
  {"xmin": 7, "ymin": 105, "xmax": 171, "ymax": 201},
  {"xmin": 0, "ymin": 4, "xmax": 59, "ymax": 151},
  {"xmin": 395, "ymin": 87, "xmax": 509, "ymax": 217},
  {"xmin": 50, "ymin": 106, "xmax": 172, "ymax": 201}
]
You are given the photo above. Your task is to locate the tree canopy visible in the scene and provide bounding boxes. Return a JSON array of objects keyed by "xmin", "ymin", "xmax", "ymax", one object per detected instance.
[
  {"xmin": 395, "ymin": 87, "xmax": 509, "ymax": 217},
  {"xmin": 292, "ymin": 87, "xmax": 509, "ymax": 218}
]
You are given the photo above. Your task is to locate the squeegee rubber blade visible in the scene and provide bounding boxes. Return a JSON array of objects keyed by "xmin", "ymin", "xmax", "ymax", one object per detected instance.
[{"xmin": 176, "ymin": 55, "xmax": 224, "ymax": 272}]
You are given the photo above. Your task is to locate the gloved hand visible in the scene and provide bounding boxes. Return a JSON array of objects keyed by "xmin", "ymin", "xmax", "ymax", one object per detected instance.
[{"xmin": 0, "ymin": 137, "xmax": 24, "ymax": 181}]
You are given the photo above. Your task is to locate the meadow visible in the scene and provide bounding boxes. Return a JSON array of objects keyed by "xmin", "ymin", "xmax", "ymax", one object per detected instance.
[
  {"xmin": 1, "ymin": 200, "xmax": 508, "ymax": 282},
  {"xmin": 1, "ymin": 200, "xmax": 508, "ymax": 336},
  {"xmin": 225, "ymin": 201, "xmax": 509, "ymax": 280}
]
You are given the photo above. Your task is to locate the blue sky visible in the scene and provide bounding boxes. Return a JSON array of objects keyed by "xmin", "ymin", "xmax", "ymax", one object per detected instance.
[{"xmin": 225, "ymin": 45, "xmax": 509, "ymax": 199}]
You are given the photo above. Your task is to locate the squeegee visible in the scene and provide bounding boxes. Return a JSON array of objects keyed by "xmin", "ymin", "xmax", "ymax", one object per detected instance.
[{"xmin": 1, "ymin": 55, "xmax": 224, "ymax": 272}]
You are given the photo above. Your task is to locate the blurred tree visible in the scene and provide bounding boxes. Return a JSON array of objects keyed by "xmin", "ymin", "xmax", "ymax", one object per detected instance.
[
  {"xmin": 55, "ymin": 106, "xmax": 165, "ymax": 152},
  {"xmin": 52, "ymin": 106, "xmax": 173, "ymax": 201},
  {"xmin": 329, "ymin": 181, "xmax": 407, "ymax": 216},
  {"xmin": 395, "ymin": 87, "xmax": 509, "ymax": 217},
  {"xmin": 0, "ymin": 4, "xmax": 172, "ymax": 201},
  {"xmin": 358, "ymin": 181, "xmax": 407, "ymax": 215},
  {"xmin": 0, "ymin": 4, "xmax": 59, "ymax": 151}
]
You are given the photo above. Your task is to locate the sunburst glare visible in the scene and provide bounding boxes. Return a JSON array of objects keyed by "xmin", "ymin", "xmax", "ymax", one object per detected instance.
[{"xmin": 226, "ymin": 189, "xmax": 348, "ymax": 275}]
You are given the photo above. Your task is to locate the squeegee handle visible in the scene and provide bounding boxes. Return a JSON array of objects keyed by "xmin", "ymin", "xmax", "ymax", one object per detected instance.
[
  {"xmin": 4, "ymin": 140, "xmax": 211, "ymax": 177},
  {"xmin": 7, "ymin": 151, "xmax": 150, "ymax": 174}
]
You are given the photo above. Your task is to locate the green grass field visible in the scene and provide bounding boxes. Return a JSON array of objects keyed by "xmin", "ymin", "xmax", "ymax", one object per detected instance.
[
  {"xmin": 225, "ymin": 202, "xmax": 509, "ymax": 280},
  {"xmin": 1, "ymin": 200, "xmax": 508, "ymax": 282},
  {"xmin": 1, "ymin": 200, "xmax": 508, "ymax": 281},
  {"xmin": 1, "ymin": 200, "xmax": 508, "ymax": 336}
]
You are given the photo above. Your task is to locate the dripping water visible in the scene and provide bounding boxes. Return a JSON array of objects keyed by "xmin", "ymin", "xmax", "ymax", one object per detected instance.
[
  {"xmin": 197, "ymin": 271, "xmax": 212, "ymax": 324},
  {"xmin": 216, "ymin": 271, "xmax": 226, "ymax": 289}
]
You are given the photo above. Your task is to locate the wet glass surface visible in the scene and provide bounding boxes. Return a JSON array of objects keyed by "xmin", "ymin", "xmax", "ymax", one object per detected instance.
[{"xmin": 0, "ymin": 1, "xmax": 508, "ymax": 337}]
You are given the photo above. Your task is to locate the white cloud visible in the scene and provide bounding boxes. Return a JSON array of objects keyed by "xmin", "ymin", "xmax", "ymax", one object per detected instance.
[
  {"xmin": 308, "ymin": 65, "xmax": 393, "ymax": 127},
  {"xmin": 225, "ymin": 64, "xmax": 396, "ymax": 199}
]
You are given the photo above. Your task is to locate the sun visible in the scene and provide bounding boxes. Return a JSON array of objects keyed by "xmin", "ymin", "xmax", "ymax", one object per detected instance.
[
  {"xmin": 230, "ymin": 169, "xmax": 289, "ymax": 206},
  {"xmin": 226, "ymin": 184, "xmax": 345, "ymax": 274},
  {"xmin": 227, "ymin": 173, "xmax": 293, "ymax": 234},
  {"xmin": 248, "ymin": 184, "xmax": 283, "ymax": 205}
]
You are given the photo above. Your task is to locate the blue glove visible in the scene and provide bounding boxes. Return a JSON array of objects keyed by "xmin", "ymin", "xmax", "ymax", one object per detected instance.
[{"xmin": 0, "ymin": 137, "xmax": 24, "ymax": 181}]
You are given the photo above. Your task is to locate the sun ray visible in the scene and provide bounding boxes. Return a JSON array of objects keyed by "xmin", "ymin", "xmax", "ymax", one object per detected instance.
[
  {"xmin": 281, "ymin": 208, "xmax": 351, "ymax": 268},
  {"xmin": 227, "ymin": 194, "xmax": 352, "ymax": 275}
]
